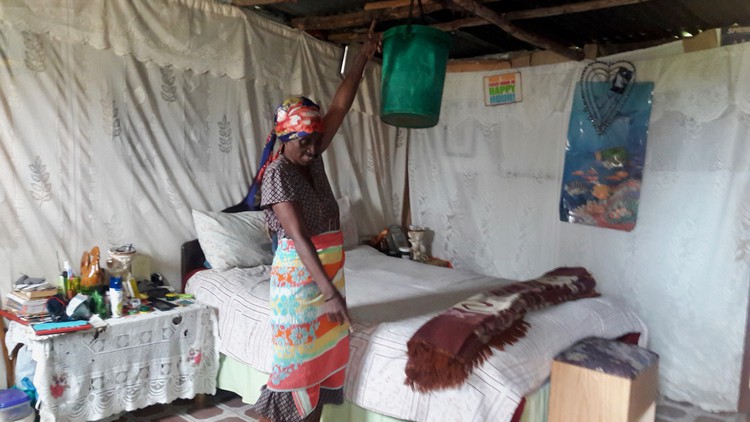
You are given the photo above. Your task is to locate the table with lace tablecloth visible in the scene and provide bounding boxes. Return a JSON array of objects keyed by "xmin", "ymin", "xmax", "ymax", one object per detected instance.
[{"xmin": 5, "ymin": 304, "xmax": 219, "ymax": 422}]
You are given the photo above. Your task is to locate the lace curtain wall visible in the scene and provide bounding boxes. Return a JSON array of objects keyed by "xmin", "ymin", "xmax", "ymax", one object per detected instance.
[
  {"xmin": 2, "ymin": 0, "xmax": 748, "ymax": 413},
  {"xmin": 0, "ymin": 1, "xmax": 403, "ymax": 299},
  {"xmin": 410, "ymin": 43, "xmax": 750, "ymax": 411}
]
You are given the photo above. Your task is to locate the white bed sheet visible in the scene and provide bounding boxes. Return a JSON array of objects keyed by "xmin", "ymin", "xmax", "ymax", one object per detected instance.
[{"xmin": 186, "ymin": 245, "xmax": 648, "ymax": 422}]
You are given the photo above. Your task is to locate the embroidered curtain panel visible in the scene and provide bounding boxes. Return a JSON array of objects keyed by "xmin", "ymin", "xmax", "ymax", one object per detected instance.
[{"xmin": 0, "ymin": 0, "xmax": 404, "ymax": 297}]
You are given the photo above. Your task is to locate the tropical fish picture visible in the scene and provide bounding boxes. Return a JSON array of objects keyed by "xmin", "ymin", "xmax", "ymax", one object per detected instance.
[{"xmin": 559, "ymin": 81, "xmax": 654, "ymax": 231}]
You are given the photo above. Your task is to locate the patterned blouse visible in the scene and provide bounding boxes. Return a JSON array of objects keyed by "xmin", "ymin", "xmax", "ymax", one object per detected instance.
[{"xmin": 260, "ymin": 154, "xmax": 340, "ymax": 240}]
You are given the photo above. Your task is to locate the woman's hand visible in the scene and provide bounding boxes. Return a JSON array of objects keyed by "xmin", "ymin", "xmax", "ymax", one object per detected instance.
[
  {"xmin": 324, "ymin": 293, "xmax": 353, "ymax": 326},
  {"xmin": 360, "ymin": 20, "xmax": 382, "ymax": 61},
  {"xmin": 320, "ymin": 19, "xmax": 381, "ymax": 153}
]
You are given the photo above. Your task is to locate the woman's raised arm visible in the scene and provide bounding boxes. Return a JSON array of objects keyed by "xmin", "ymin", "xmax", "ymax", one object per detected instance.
[{"xmin": 320, "ymin": 21, "xmax": 380, "ymax": 153}]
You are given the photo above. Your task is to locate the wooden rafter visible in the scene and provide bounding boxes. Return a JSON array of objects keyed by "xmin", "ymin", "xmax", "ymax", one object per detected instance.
[
  {"xmin": 363, "ymin": 0, "xmax": 501, "ymax": 11},
  {"xmin": 327, "ymin": 16, "xmax": 488, "ymax": 43},
  {"xmin": 327, "ymin": 31, "xmax": 380, "ymax": 44},
  {"xmin": 277, "ymin": 0, "xmax": 656, "ymax": 61},
  {"xmin": 448, "ymin": 0, "xmax": 584, "ymax": 60},
  {"xmin": 329, "ymin": 0, "xmax": 647, "ymax": 44},
  {"xmin": 364, "ymin": 0, "xmax": 439, "ymax": 11},
  {"xmin": 232, "ymin": 0, "xmax": 296, "ymax": 6},
  {"xmin": 290, "ymin": 2, "xmax": 446, "ymax": 31},
  {"xmin": 430, "ymin": 16, "xmax": 488, "ymax": 31},
  {"xmin": 503, "ymin": 0, "xmax": 651, "ymax": 21}
]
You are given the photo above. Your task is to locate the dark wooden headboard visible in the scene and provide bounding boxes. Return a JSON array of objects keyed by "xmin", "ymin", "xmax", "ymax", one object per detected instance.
[
  {"xmin": 180, "ymin": 200, "xmax": 254, "ymax": 291},
  {"xmin": 180, "ymin": 239, "xmax": 206, "ymax": 290}
]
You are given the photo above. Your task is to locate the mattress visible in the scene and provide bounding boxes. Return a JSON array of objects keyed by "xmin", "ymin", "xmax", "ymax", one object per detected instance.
[{"xmin": 186, "ymin": 245, "xmax": 647, "ymax": 422}]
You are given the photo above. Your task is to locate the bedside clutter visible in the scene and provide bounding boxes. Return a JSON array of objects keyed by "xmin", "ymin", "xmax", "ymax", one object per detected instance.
[
  {"xmin": 4, "ymin": 302, "xmax": 218, "ymax": 421},
  {"xmin": 549, "ymin": 337, "xmax": 659, "ymax": 422},
  {"xmin": 365, "ymin": 226, "xmax": 452, "ymax": 267},
  {"xmin": 425, "ymin": 257, "xmax": 452, "ymax": 268},
  {"xmin": 0, "ymin": 388, "xmax": 33, "ymax": 422}
]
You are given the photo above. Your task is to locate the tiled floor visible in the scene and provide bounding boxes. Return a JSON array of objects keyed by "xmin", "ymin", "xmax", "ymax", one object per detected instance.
[
  {"xmin": 100, "ymin": 389, "xmax": 263, "ymax": 422},
  {"xmin": 100, "ymin": 390, "xmax": 748, "ymax": 422},
  {"xmin": 657, "ymin": 397, "xmax": 748, "ymax": 422}
]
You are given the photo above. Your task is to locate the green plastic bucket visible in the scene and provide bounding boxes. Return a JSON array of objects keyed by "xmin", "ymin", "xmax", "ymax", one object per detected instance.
[{"xmin": 380, "ymin": 25, "xmax": 451, "ymax": 128}]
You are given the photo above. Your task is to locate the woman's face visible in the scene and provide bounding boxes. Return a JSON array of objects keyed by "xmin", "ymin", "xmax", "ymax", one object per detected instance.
[{"xmin": 283, "ymin": 132, "xmax": 322, "ymax": 166}]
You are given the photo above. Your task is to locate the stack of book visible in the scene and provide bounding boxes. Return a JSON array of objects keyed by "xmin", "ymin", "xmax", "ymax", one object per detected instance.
[{"xmin": 3, "ymin": 286, "xmax": 57, "ymax": 324}]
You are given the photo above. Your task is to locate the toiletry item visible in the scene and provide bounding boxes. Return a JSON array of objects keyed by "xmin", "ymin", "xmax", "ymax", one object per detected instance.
[
  {"xmin": 109, "ymin": 276, "xmax": 123, "ymax": 318},
  {"xmin": 399, "ymin": 246, "xmax": 411, "ymax": 259},
  {"xmin": 63, "ymin": 260, "xmax": 74, "ymax": 278},
  {"xmin": 66, "ymin": 276, "xmax": 80, "ymax": 300},
  {"xmin": 58, "ymin": 274, "xmax": 67, "ymax": 295}
]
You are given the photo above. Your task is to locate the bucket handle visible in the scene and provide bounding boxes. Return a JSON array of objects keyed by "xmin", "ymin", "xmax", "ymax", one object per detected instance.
[{"xmin": 406, "ymin": 0, "xmax": 426, "ymax": 31}]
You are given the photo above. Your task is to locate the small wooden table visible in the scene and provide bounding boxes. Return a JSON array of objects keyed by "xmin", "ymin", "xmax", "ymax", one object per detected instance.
[
  {"xmin": 4, "ymin": 304, "xmax": 219, "ymax": 421},
  {"xmin": 549, "ymin": 337, "xmax": 658, "ymax": 422}
]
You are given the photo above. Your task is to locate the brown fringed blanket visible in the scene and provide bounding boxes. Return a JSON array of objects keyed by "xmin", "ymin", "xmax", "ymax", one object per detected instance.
[{"xmin": 405, "ymin": 267, "xmax": 599, "ymax": 392}]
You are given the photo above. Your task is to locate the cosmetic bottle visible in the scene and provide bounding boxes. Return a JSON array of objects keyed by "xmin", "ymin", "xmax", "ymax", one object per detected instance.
[
  {"xmin": 63, "ymin": 260, "xmax": 74, "ymax": 278},
  {"xmin": 109, "ymin": 276, "xmax": 123, "ymax": 318}
]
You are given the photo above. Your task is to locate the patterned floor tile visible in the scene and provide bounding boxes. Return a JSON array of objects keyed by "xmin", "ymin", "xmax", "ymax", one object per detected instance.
[
  {"xmin": 100, "ymin": 390, "xmax": 750, "ymax": 422},
  {"xmin": 657, "ymin": 397, "xmax": 748, "ymax": 422}
]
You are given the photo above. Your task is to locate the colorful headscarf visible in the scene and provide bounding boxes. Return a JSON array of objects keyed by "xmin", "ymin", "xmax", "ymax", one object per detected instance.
[{"xmin": 243, "ymin": 96, "xmax": 325, "ymax": 208}]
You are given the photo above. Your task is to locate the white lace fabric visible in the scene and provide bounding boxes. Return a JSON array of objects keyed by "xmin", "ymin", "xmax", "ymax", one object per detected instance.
[
  {"xmin": 410, "ymin": 43, "xmax": 750, "ymax": 411},
  {"xmin": 0, "ymin": 0, "xmax": 248, "ymax": 78},
  {"xmin": 5, "ymin": 305, "xmax": 219, "ymax": 421},
  {"xmin": 0, "ymin": 0, "xmax": 403, "ymax": 300},
  {"xmin": 0, "ymin": 0, "xmax": 748, "ymax": 414}
]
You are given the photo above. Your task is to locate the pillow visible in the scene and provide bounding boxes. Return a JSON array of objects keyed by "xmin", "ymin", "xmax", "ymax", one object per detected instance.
[
  {"xmin": 337, "ymin": 196, "xmax": 359, "ymax": 250},
  {"xmin": 191, "ymin": 210, "xmax": 273, "ymax": 271}
]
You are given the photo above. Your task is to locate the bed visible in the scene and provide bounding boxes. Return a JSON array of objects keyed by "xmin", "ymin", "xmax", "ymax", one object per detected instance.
[{"xmin": 182, "ymin": 209, "xmax": 648, "ymax": 422}]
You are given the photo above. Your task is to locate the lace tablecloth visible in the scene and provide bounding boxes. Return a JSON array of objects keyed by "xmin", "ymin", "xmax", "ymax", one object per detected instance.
[{"xmin": 6, "ymin": 304, "xmax": 219, "ymax": 422}]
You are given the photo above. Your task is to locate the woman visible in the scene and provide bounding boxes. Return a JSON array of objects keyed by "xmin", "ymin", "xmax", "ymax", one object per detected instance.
[{"xmin": 248, "ymin": 27, "xmax": 379, "ymax": 422}]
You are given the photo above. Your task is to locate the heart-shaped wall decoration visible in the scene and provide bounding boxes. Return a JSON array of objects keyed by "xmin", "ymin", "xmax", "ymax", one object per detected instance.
[{"xmin": 580, "ymin": 60, "xmax": 636, "ymax": 135}]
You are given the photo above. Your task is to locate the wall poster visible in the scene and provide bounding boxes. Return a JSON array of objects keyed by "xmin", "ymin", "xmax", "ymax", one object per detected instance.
[
  {"xmin": 559, "ymin": 61, "xmax": 654, "ymax": 231},
  {"xmin": 483, "ymin": 72, "xmax": 522, "ymax": 106}
]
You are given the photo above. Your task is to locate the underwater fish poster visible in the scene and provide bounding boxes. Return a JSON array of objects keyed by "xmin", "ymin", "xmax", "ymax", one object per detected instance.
[{"xmin": 559, "ymin": 80, "xmax": 654, "ymax": 231}]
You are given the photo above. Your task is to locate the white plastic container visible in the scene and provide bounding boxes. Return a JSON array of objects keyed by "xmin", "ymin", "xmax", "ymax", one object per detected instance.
[
  {"xmin": 109, "ymin": 277, "xmax": 123, "ymax": 318},
  {"xmin": 0, "ymin": 389, "xmax": 32, "ymax": 422}
]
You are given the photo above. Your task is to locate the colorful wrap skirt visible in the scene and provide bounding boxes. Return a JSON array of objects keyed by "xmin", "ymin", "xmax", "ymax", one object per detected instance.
[{"xmin": 257, "ymin": 230, "xmax": 349, "ymax": 420}]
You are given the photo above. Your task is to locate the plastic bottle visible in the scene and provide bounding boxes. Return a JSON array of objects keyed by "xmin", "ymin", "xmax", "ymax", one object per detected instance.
[
  {"xmin": 109, "ymin": 276, "xmax": 123, "ymax": 318},
  {"xmin": 58, "ymin": 273, "xmax": 67, "ymax": 296},
  {"xmin": 89, "ymin": 290, "xmax": 105, "ymax": 319},
  {"xmin": 63, "ymin": 260, "xmax": 74, "ymax": 278}
]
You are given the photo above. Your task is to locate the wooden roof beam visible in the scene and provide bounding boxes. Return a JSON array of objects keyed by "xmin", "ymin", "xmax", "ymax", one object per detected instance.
[
  {"xmin": 327, "ymin": 16, "xmax": 488, "ymax": 43},
  {"xmin": 503, "ymin": 0, "xmax": 651, "ymax": 21},
  {"xmin": 290, "ymin": 2, "xmax": 446, "ymax": 31},
  {"xmin": 332, "ymin": 0, "xmax": 650, "ymax": 42},
  {"xmin": 364, "ymin": 0, "xmax": 440, "ymax": 10},
  {"xmin": 431, "ymin": 16, "xmax": 488, "ymax": 31},
  {"xmin": 448, "ymin": 0, "xmax": 585, "ymax": 61},
  {"xmin": 232, "ymin": 0, "xmax": 296, "ymax": 6},
  {"xmin": 363, "ymin": 0, "xmax": 501, "ymax": 11}
]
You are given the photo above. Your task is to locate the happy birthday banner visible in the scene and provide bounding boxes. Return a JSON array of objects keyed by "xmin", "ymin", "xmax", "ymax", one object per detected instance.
[{"xmin": 483, "ymin": 72, "xmax": 522, "ymax": 106}]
